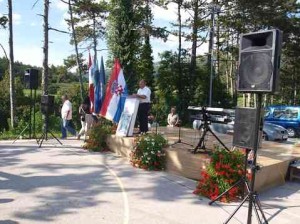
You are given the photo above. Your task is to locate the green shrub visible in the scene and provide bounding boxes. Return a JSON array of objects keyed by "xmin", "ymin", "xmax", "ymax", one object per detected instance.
[
  {"xmin": 130, "ymin": 133, "xmax": 168, "ymax": 170},
  {"xmin": 83, "ymin": 122, "xmax": 113, "ymax": 152}
]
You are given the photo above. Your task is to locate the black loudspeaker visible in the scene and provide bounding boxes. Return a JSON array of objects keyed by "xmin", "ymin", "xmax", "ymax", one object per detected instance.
[
  {"xmin": 41, "ymin": 95, "xmax": 54, "ymax": 114},
  {"xmin": 238, "ymin": 29, "xmax": 282, "ymax": 93},
  {"xmin": 24, "ymin": 68, "xmax": 39, "ymax": 89},
  {"xmin": 233, "ymin": 108, "xmax": 258, "ymax": 149}
]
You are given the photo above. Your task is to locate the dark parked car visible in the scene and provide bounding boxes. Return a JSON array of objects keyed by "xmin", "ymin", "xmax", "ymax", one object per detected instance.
[
  {"xmin": 262, "ymin": 122, "xmax": 288, "ymax": 141},
  {"xmin": 264, "ymin": 106, "xmax": 300, "ymax": 137},
  {"xmin": 193, "ymin": 119, "xmax": 289, "ymax": 142}
]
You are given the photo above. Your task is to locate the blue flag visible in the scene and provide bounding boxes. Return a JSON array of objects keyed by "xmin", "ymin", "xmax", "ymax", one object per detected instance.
[
  {"xmin": 100, "ymin": 56, "xmax": 106, "ymax": 107},
  {"xmin": 94, "ymin": 57, "xmax": 106, "ymax": 114}
]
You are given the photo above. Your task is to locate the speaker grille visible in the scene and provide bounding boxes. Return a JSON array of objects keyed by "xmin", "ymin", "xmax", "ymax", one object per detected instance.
[
  {"xmin": 239, "ymin": 51, "xmax": 273, "ymax": 92},
  {"xmin": 233, "ymin": 108, "xmax": 257, "ymax": 149},
  {"xmin": 237, "ymin": 29, "xmax": 282, "ymax": 93}
]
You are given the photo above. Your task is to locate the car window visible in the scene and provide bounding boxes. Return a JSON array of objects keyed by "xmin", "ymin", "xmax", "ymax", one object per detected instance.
[
  {"xmin": 264, "ymin": 108, "xmax": 270, "ymax": 118},
  {"xmin": 273, "ymin": 108, "xmax": 298, "ymax": 119},
  {"xmin": 273, "ymin": 108, "xmax": 285, "ymax": 118},
  {"xmin": 283, "ymin": 109, "xmax": 298, "ymax": 119}
]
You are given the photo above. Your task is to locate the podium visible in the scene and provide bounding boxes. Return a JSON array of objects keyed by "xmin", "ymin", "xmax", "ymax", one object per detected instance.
[{"xmin": 116, "ymin": 97, "xmax": 139, "ymax": 137}]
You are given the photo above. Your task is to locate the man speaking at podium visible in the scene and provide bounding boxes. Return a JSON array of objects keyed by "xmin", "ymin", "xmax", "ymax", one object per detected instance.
[{"xmin": 133, "ymin": 80, "xmax": 151, "ymax": 133}]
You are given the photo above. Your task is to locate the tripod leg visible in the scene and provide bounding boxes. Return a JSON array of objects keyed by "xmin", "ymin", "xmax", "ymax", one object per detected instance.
[
  {"xmin": 224, "ymin": 194, "xmax": 249, "ymax": 224},
  {"xmin": 193, "ymin": 127, "xmax": 208, "ymax": 153},
  {"xmin": 207, "ymin": 127, "xmax": 230, "ymax": 152},
  {"xmin": 209, "ymin": 178, "xmax": 246, "ymax": 205},
  {"xmin": 36, "ymin": 131, "xmax": 44, "ymax": 144},
  {"xmin": 38, "ymin": 133, "xmax": 45, "ymax": 148},
  {"xmin": 12, "ymin": 124, "xmax": 29, "ymax": 144},
  {"xmin": 254, "ymin": 194, "xmax": 269, "ymax": 224},
  {"xmin": 49, "ymin": 130, "xmax": 63, "ymax": 145},
  {"xmin": 253, "ymin": 201, "xmax": 263, "ymax": 224}
]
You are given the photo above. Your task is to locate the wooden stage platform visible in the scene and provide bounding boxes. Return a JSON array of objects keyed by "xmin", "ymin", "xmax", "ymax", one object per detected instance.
[{"xmin": 107, "ymin": 126, "xmax": 300, "ymax": 192}]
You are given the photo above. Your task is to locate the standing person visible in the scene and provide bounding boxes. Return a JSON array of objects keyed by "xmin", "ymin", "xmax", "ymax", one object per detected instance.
[
  {"xmin": 167, "ymin": 107, "xmax": 179, "ymax": 127},
  {"xmin": 77, "ymin": 96, "xmax": 91, "ymax": 140},
  {"xmin": 61, "ymin": 95, "xmax": 77, "ymax": 139},
  {"xmin": 134, "ymin": 80, "xmax": 151, "ymax": 133}
]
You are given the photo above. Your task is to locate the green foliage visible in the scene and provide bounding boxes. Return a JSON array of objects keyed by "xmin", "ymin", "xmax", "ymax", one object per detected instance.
[
  {"xmin": 107, "ymin": 0, "xmax": 142, "ymax": 93},
  {"xmin": 83, "ymin": 122, "xmax": 113, "ymax": 152},
  {"xmin": 69, "ymin": 0, "xmax": 108, "ymax": 48},
  {"xmin": 0, "ymin": 70, "xmax": 27, "ymax": 131},
  {"xmin": 130, "ymin": 133, "xmax": 167, "ymax": 170},
  {"xmin": 137, "ymin": 36, "xmax": 155, "ymax": 89},
  {"xmin": 0, "ymin": 16, "xmax": 8, "ymax": 28},
  {"xmin": 155, "ymin": 51, "xmax": 232, "ymax": 124}
]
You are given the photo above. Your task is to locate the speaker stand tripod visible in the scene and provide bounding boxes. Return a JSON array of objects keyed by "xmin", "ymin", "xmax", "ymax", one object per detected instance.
[
  {"xmin": 37, "ymin": 114, "xmax": 62, "ymax": 148},
  {"xmin": 170, "ymin": 122, "xmax": 193, "ymax": 147},
  {"xmin": 209, "ymin": 94, "xmax": 268, "ymax": 224},
  {"xmin": 193, "ymin": 109, "xmax": 229, "ymax": 153}
]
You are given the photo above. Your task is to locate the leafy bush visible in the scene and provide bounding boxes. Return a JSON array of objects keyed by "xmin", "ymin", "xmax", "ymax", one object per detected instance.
[
  {"xmin": 130, "ymin": 133, "xmax": 168, "ymax": 170},
  {"xmin": 193, "ymin": 148, "xmax": 246, "ymax": 202},
  {"xmin": 83, "ymin": 122, "xmax": 113, "ymax": 152}
]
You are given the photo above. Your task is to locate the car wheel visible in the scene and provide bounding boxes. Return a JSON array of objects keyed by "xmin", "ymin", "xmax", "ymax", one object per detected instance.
[
  {"xmin": 286, "ymin": 127, "xmax": 296, "ymax": 138},
  {"xmin": 263, "ymin": 132, "xmax": 268, "ymax": 141}
]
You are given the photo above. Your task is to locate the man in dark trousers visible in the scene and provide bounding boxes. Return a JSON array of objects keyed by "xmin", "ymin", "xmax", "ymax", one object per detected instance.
[{"xmin": 134, "ymin": 80, "xmax": 151, "ymax": 133}]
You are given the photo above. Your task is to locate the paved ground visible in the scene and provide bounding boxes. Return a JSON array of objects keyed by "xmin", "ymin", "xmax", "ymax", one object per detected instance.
[{"xmin": 0, "ymin": 139, "xmax": 300, "ymax": 224}]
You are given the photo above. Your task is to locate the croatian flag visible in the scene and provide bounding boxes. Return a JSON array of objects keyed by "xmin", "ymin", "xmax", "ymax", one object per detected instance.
[
  {"xmin": 100, "ymin": 59, "xmax": 127, "ymax": 123},
  {"xmin": 94, "ymin": 57, "xmax": 106, "ymax": 114},
  {"xmin": 88, "ymin": 52, "xmax": 95, "ymax": 113}
]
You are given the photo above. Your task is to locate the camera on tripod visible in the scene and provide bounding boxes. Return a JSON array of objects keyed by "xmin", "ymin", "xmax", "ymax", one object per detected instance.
[{"xmin": 189, "ymin": 106, "xmax": 234, "ymax": 130}]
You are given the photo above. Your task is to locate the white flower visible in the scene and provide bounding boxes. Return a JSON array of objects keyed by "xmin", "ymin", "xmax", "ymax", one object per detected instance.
[{"xmin": 147, "ymin": 157, "xmax": 151, "ymax": 160}]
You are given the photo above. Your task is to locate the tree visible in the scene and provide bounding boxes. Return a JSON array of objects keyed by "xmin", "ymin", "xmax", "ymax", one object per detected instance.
[
  {"xmin": 66, "ymin": 0, "xmax": 85, "ymax": 100},
  {"xmin": 8, "ymin": 0, "xmax": 15, "ymax": 128},
  {"xmin": 183, "ymin": 0, "xmax": 208, "ymax": 101},
  {"xmin": 42, "ymin": 0, "xmax": 49, "ymax": 95},
  {"xmin": 107, "ymin": 0, "xmax": 141, "ymax": 92},
  {"xmin": 71, "ymin": 0, "xmax": 108, "ymax": 58},
  {"xmin": 136, "ymin": 0, "xmax": 159, "ymax": 90}
]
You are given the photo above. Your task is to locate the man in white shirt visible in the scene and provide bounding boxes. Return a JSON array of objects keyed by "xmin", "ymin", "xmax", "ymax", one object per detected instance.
[
  {"xmin": 61, "ymin": 95, "xmax": 77, "ymax": 139},
  {"xmin": 134, "ymin": 80, "xmax": 151, "ymax": 133}
]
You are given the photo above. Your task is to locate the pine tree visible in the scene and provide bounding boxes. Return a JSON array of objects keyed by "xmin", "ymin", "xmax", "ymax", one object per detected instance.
[{"xmin": 106, "ymin": 0, "xmax": 141, "ymax": 93}]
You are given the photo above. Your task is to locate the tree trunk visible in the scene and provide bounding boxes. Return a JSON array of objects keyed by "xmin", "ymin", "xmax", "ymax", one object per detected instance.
[
  {"xmin": 93, "ymin": 13, "xmax": 97, "ymax": 60},
  {"xmin": 208, "ymin": 4, "xmax": 216, "ymax": 106},
  {"xmin": 190, "ymin": 0, "xmax": 198, "ymax": 85},
  {"xmin": 8, "ymin": 0, "xmax": 15, "ymax": 128},
  {"xmin": 42, "ymin": 0, "xmax": 49, "ymax": 95},
  {"xmin": 177, "ymin": 1, "xmax": 183, "ymax": 110},
  {"xmin": 177, "ymin": 1, "xmax": 182, "ymax": 79},
  {"xmin": 68, "ymin": 0, "xmax": 84, "ymax": 101}
]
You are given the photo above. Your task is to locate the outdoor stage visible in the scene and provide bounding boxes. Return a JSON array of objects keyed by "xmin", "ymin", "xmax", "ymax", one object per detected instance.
[{"xmin": 106, "ymin": 126, "xmax": 300, "ymax": 192}]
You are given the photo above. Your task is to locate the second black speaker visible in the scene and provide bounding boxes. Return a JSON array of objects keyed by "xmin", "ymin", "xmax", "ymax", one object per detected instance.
[
  {"xmin": 41, "ymin": 95, "xmax": 55, "ymax": 114},
  {"xmin": 24, "ymin": 68, "xmax": 39, "ymax": 89},
  {"xmin": 232, "ymin": 108, "xmax": 259, "ymax": 150}
]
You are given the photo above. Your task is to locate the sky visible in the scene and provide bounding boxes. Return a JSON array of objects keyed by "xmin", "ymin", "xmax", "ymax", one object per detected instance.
[{"xmin": 0, "ymin": 0, "xmax": 209, "ymax": 67}]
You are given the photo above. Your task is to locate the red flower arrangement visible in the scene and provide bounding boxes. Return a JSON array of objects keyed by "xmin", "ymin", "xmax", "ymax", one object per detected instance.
[{"xmin": 193, "ymin": 148, "xmax": 250, "ymax": 202}]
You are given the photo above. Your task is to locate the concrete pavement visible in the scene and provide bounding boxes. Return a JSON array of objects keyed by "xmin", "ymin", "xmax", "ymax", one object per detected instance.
[{"xmin": 0, "ymin": 138, "xmax": 299, "ymax": 224}]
